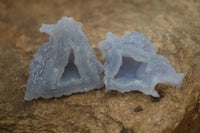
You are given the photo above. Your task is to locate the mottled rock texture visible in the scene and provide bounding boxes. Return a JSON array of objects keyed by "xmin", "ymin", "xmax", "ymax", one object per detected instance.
[{"xmin": 0, "ymin": 0, "xmax": 199, "ymax": 133}]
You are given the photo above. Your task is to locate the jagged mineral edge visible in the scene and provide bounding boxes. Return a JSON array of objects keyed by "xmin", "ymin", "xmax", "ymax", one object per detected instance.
[
  {"xmin": 98, "ymin": 32, "xmax": 184, "ymax": 97},
  {"xmin": 24, "ymin": 17, "xmax": 104, "ymax": 100},
  {"xmin": 24, "ymin": 17, "xmax": 185, "ymax": 100}
]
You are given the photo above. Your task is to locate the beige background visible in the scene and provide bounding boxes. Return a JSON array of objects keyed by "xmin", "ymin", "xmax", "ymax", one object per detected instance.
[{"xmin": 0, "ymin": 0, "xmax": 199, "ymax": 132}]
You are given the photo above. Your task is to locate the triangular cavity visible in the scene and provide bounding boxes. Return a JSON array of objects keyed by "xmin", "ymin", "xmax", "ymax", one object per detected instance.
[{"xmin": 61, "ymin": 51, "xmax": 81, "ymax": 81}]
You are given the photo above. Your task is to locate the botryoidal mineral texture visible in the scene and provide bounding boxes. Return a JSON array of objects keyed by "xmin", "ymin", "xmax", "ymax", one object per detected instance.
[
  {"xmin": 24, "ymin": 17, "xmax": 104, "ymax": 100},
  {"xmin": 99, "ymin": 32, "xmax": 185, "ymax": 97},
  {"xmin": 25, "ymin": 17, "xmax": 185, "ymax": 100}
]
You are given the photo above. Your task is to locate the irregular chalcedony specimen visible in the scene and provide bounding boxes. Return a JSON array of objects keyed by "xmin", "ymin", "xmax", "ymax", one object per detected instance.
[
  {"xmin": 99, "ymin": 32, "xmax": 184, "ymax": 97},
  {"xmin": 24, "ymin": 17, "xmax": 104, "ymax": 100}
]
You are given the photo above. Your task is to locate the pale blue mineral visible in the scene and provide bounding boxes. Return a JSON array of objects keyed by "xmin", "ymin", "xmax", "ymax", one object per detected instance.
[
  {"xmin": 24, "ymin": 17, "xmax": 104, "ymax": 100},
  {"xmin": 99, "ymin": 32, "xmax": 184, "ymax": 97}
]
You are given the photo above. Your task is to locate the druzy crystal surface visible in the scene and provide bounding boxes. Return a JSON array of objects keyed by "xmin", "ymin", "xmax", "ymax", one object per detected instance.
[
  {"xmin": 24, "ymin": 17, "xmax": 104, "ymax": 100},
  {"xmin": 99, "ymin": 32, "xmax": 184, "ymax": 97}
]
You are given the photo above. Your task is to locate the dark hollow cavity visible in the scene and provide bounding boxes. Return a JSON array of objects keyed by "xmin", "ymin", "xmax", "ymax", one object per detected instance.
[{"xmin": 61, "ymin": 51, "xmax": 81, "ymax": 81}]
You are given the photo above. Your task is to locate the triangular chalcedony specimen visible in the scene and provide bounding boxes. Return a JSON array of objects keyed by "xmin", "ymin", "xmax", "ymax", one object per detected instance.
[
  {"xmin": 99, "ymin": 32, "xmax": 184, "ymax": 97},
  {"xmin": 24, "ymin": 17, "xmax": 104, "ymax": 100}
]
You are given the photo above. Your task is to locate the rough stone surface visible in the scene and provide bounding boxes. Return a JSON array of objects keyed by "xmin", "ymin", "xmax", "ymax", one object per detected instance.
[
  {"xmin": 25, "ymin": 17, "xmax": 103, "ymax": 100},
  {"xmin": 99, "ymin": 31, "xmax": 184, "ymax": 97},
  {"xmin": 0, "ymin": 0, "xmax": 199, "ymax": 133}
]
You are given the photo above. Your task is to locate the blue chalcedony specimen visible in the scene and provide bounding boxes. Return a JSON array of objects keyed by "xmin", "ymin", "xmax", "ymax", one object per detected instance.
[
  {"xmin": 24, "ymin": 17, "xmax": 104, "ymax": 100},
  {"xmin": 99, "ymin": 32, "xmax": 184, "ymax": 97}
]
